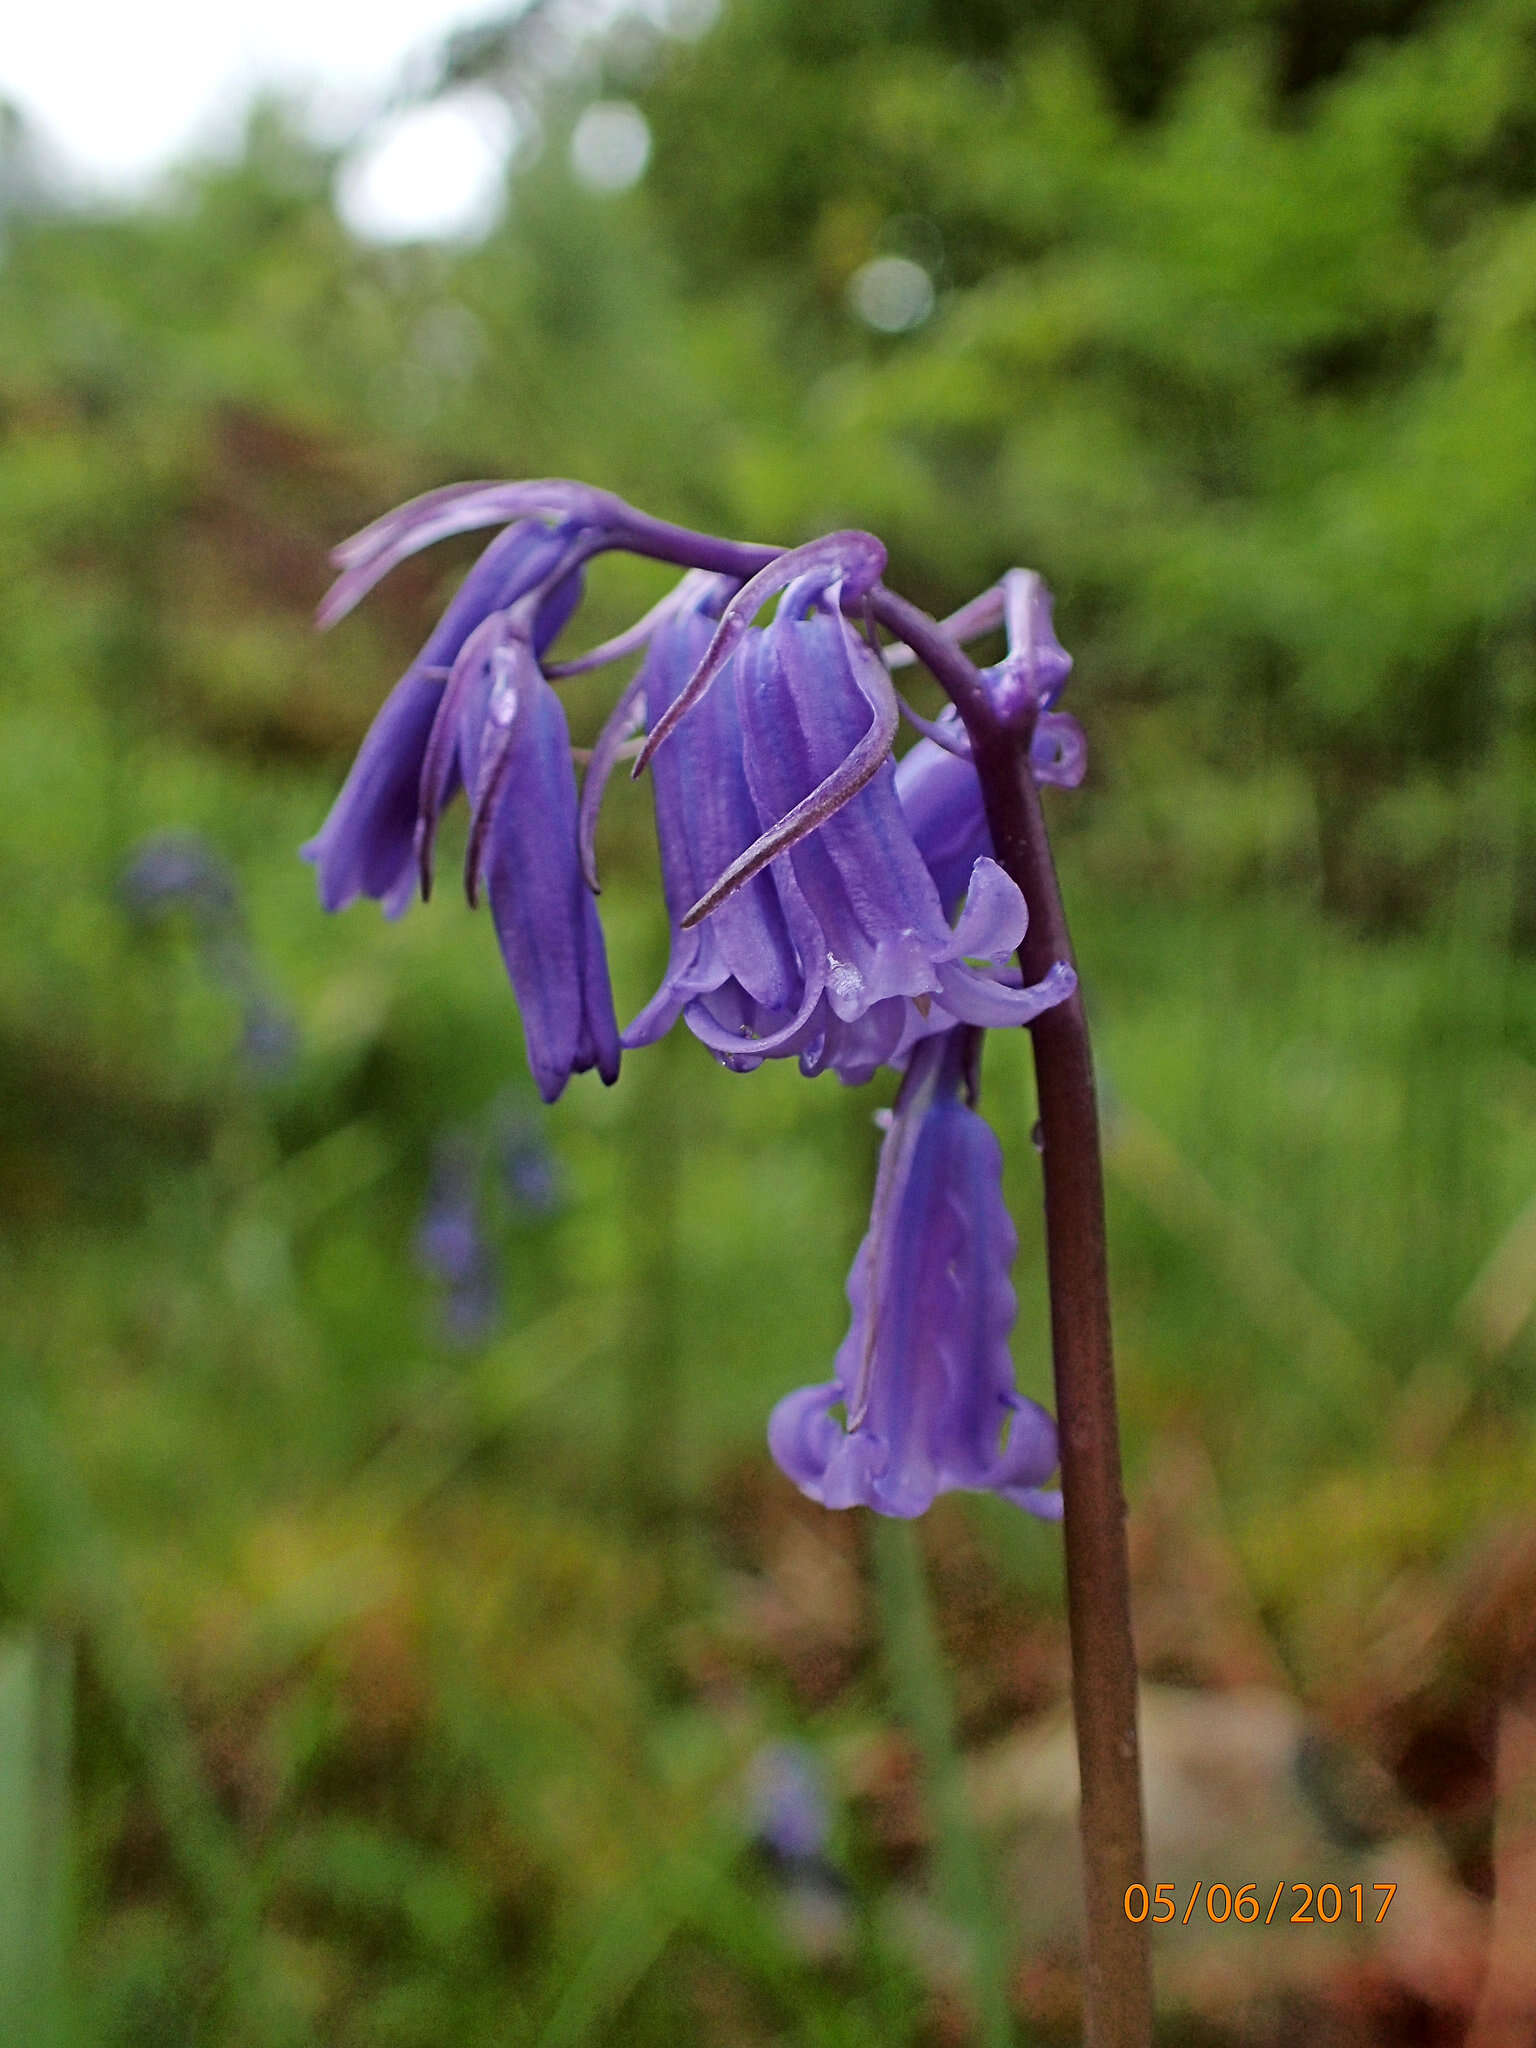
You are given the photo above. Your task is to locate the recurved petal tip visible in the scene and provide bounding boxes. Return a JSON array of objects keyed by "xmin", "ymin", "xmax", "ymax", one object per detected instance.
[{"xmin": 634, "ymin": 531, "xmax": 888, "ymax": 778}]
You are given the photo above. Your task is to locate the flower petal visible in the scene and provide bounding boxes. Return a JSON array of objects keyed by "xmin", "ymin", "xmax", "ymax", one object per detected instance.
[
  {"xmin": 633, "ymin": 530, "xmax": 886, "ymax": 779},
  {"xmin": 1030, "ymin": 711, "xmax": 1087, "ymax": 788},
  {"xmin": 945, "ymin": 857, "xmax": 1029, "ymax": 964},
  {"xmin": 894, "ymin": 738, "xmax": 994, "ymax": 917},
  {"xmin": 576, "ymin": 665, "xmax": 649, "ymax": 893},
  {"xmin": 629, "ymin": 591, "xmax": 802, "ymax": 1036},
  {"xmin": 987, "ymin": 568, "xmax": 1074, "ymax": 721},
  {"xmin": 476, "ymin": 671, "xmax": 621, "ymax": 1101},
  {"xmin": 934, "ymin": 957, "xmax": 1076, "ymax": 1030},
  {"xmin": 303, "ymin": 669, "xmax": 444, "ymax": 915},
  {"xmin": 682, "ymin": 625, "xmax": 899, "ymax": 929},
  {"xmin": 737, "ymin": 611, "xmax": 949, "ymax": 1016}
]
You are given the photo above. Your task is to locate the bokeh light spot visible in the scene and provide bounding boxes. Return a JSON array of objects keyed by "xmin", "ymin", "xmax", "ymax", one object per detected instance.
[
  {"xmin": 569, "ymin": 99, "xmax": 650, "ymax": 192},
  {"xmin": 848, "ymin": 255, "xmax": 934, "ymax": 333},
  {"xmin": 335, "ymin": 89, "xmax": 513, "ymax": 244}
]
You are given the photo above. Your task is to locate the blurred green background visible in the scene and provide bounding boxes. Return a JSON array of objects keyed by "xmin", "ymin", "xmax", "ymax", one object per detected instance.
[{"xmin": 4, "ymin": 0, "xmax": 1536, "ymax": 2040}]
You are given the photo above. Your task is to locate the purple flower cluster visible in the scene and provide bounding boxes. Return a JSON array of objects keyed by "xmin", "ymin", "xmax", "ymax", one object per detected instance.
[{"xmin": 307, "ymin": 481, "xmax": 1085, "ymax": 1519}]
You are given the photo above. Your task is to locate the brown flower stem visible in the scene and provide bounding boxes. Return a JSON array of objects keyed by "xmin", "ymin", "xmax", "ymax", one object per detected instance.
[{"xmin": 873, "ymin": 588, "xmax": 1152, "ymax": 2048}]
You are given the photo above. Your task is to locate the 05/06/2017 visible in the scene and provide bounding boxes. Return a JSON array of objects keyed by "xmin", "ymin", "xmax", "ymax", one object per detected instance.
[{"xmin": 1124, "ymin": 1882, "xmax": 1398, "ymax": 1927}]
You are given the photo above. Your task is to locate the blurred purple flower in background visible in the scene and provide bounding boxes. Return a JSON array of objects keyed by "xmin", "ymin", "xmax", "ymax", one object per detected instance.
[
  {"xmin": 496, "ymin": 1106, "xmax": 565, "ymax": 1218},
  {"xmin": 745, "ymin": 1742, "xmax": 852, "ymax": 1963},
  {"xmin": 121, "ymin": 831, "xmax": 298, "ymax": 1078},
  {"xmin": 412, "ymin": 1102, "xmax": 567, "ymax": 1346},
  {"xmin": 415, "ymin": 1133, "xmax": 501, "ymax": 1347},
  {"xmin": 747, "ymin": 1741, "xmax": 832, "ymax": 1869},
  {"xmin": 120, "ymin": 831, "xmax": 242, "ymax": 934},
  {"xmin": 237, "ymin": 992, "xmax": 300, "ymax": 1074}
]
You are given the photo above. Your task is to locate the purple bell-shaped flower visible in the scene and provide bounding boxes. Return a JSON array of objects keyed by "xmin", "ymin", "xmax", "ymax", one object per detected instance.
[
  {"xmin": 632, "ymin": 555, "xmax": 1075, "ymax": 1083},
  {"xmin": 416, "ymin": 598, "xmax": 621, "ymax": 1103},
  {"xmin": 306, "ymin": 504, "xmax": 618, "ymax": 1104},
  {"xmin": 303, "ymin": 517, "xmax": 585, "ymax": 917},
  {"xmin": 769, "ymin": 1027, "xmax": 1062, "ymax": 1519}
]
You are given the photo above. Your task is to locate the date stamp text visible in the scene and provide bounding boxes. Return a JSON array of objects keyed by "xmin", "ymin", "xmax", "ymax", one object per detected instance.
[{"xmin": 1125, "ymin": 1882, "xmax": 1397, "ymax": 1927}]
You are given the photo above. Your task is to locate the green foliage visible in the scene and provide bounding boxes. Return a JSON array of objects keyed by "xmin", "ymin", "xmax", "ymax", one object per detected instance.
[{"xmin": 634, "ymin": 0, "xmax": 1536, "ymax": 925}]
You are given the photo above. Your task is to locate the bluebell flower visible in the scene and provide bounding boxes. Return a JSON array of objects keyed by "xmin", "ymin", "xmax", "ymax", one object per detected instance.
[
  {"xmin": 745, "ymin": 1742, "xmax": 852, "ymax": 1961},
  {"xmin": 308, "ymin": 507, "xmax": 618, "ymax": 1104},
  {"xmin": 621, "ymin": 574, "xmax": 805, "ymax": 1056},
  {"xmin": 894, "ymin": 702, "xmax": 1085, "ymax": 915},
  {"xmin": 308, "ymin": 482, "xmax": 1083, "ymax": 1519},
  {"xmin": 422, "ymin": 600, "xmax": 620, "ymax": 1103},
  {"xmin": 893, "ymin": 736, "xmax": 993, "ymax": 916},
  {"xmin": 629, "ymin": 558, "xmax": 1075, "ymax": 1083},
  {"xmin": 769, "ymin": 1028, "xmax": 1062, "ymax": 1519},
  {"xmin": 307, "ymin": 491, "xmax": 1077, "ymax": 1102},
  {"xmin": 891, "ymin": 572, "xmax": 1086, "ymax": 913},
  {"xmin": 988, "ymin": 567, "xmax": 1077, "ymax": 722},
  {"xmin": 303, "ymin": 516, "xmax": 587, "ymax": 918}
]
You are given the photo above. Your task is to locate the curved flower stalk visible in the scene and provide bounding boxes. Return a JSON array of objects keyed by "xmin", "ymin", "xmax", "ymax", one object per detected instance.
[
  {"xmin": 305, "ymin": 473, "xmax": 1151, "ymax": 2046},
  {"xmin": 889, "ymin": 571, "xmax": 1085, "ymax": 907},
  {"xmin": 769, "ymin": 1028, "xmax": 1061, "ymax": 1518}
]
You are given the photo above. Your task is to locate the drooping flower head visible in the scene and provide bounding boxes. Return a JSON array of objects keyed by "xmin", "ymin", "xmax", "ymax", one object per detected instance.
[
  {"xmin": 626, "ymin": 546, "xmax": 1075, "ymax": 1083},
  {"xmin": 306, "ymin": 478, "xmax": 1087, "ymax": 1517},
  {"xmin": 768, "ymin": 1027, "xmax": 1062, "ymax": 1520}
]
